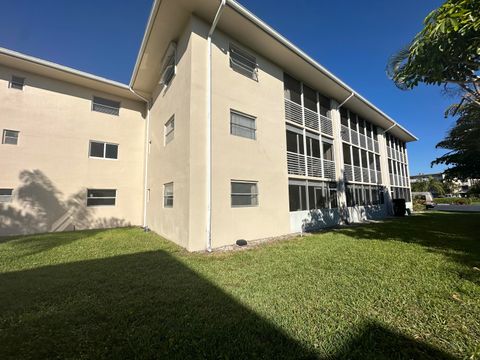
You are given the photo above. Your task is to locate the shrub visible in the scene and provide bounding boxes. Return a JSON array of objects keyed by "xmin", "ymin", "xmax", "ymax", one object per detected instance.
[
  {"xmin": 413, "ymin": 199, "xmax": 426, "ymax": 212},
  {"xmin": 434, "ymin": 197, "xmax": 472, "ymax": 205}
]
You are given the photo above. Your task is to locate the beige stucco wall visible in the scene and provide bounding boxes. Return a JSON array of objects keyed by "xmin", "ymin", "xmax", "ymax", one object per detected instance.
[
  {"xmin": 146, "ymin": 19, "xmax": 193, "ymax": 249},
  {"xmin": 0, "ymin": 65, "xmax": 146, "ymax": 236},
  {"xmin": 187, "ymin": 17, "xmax": 291, "ymax": 250}
]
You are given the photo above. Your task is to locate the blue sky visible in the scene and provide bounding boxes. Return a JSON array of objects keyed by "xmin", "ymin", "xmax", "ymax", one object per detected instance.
[{"xmin": 0, "ymin": 0, "xmax": 453, "ymax": 175}]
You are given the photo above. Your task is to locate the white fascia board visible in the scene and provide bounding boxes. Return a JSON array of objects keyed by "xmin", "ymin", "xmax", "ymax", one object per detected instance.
[{"xmin": 0, "ymin": 47, "xmax": 129, "ymax": 90}]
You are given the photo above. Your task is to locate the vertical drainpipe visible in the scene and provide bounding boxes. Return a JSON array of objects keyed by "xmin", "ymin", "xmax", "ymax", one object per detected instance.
[{"xmin": 206, "ymin": 0, "xmax": 227, "ymax": 252}]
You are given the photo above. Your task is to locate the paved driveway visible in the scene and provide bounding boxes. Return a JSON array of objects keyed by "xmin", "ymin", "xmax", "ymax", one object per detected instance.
[{"xmin": 434, "ymin": 204, "xmax": 480, "ymax": 212}]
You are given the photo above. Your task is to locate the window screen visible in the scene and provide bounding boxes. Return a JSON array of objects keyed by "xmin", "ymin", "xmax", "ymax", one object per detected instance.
[
  {"xmin": 92, "ymin": 97, "xmax": 120, "ymax": 116},
  {"xmin": 87, "ymin": 189, "xmax": 116, "ymax": 206},
  {"xmin": 230, "ymin": 44, "xmax": 258, "ymax": 80},
  {"xmin": 284, "ymin": 73, "xmax": 301, "ymax": 104},
  {"xmin": 2, "ymin": 130, "xmax": 19, "ymax": 145},
  {"xmin": 10, "ymin": 76, "xmax": 25, "ymax": 90},
  {"xmin": 89, "ymin": 141, "xmax": 118, "ymax": 159},
  {"xmin": 231, "ymin": 181, "xmax": 258, "ymax": 207},
  {"xmin": 230, "ymin": 111, "xmax": 256, "ymax": 140},
  {"xmin": 164, "ymin": 183, "xmax": 174, "ymax": 208},
  {"xmin": 303, "ymin": 85, "xmax": 317, "ymax": 112},
  {"xmin": 165, "ymin": 116, "xmax": 175, "ymax": 144},
  {"xmin": 0, "ymin": 189, "xmax": 13, "ymax": 203}
]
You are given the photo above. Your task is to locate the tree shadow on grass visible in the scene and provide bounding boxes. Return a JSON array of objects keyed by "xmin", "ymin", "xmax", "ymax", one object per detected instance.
[
  {"xmin": 331, "ymin": 321, "xmax": 456, "ymax": 360},
  {"xmin": 335, "ymin": 212, "xmax": 480, "ymax": 272},
  {"xmin": 0, "ymin": 248, "xmax": 457, "ymax": 359}
]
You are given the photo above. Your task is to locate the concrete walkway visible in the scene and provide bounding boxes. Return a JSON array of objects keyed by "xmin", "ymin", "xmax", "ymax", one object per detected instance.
[{"xmin": 434, "ymin": 204, "xmax": 480, "ymax": 212}]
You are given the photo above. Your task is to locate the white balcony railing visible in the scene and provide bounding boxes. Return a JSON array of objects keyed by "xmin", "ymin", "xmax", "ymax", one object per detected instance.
[
  {"xmin": 344, "ymin": 164, "xmax": 354, "ymax": 182},
  {"xmin": 350, "ymin": 130, "xmax": 359, "ymax": 146},
  {"xmin": 284, "ymin": 98, "xmax": 303, "ymax": 125},
  {"xmin": 307, "ymin": 156, "xmax": 322, "ymax": 178},
  {"xmin": 341, "ymin": 125, "xmax": 350, "ymax": 142},
  {"xmin": 362, "ymin": 168, "xmax": 369, "ymax": 183},
  {"xmin": 354, "ymin": 165, "xmax": 362, "ymax": 182},
  {"xmin": 304, "ymin": 108, "xmax": 319, "ymax": 131},
  {"xmin": 287, "ymin": 152, "xmax": 306, "ymax": 176},
  {"xmin": 367, "ymin": 138, "xmax": 374, "ymax": 151},
  {"xmin": 323, "ymin": 159, "xmax": 336, "ymax": 179},
  {"xmin": 320, "ymin": 115, "xmax": 333, "ymax": 137},
  {"xmin": 359, "ymin": 134, "xmax": 366, "ymax": 149}
]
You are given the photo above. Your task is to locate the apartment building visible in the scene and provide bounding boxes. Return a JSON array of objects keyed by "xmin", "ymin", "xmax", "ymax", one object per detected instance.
[{"xmin": 0, "ymin": 0, "xmax": 416, "ymax": 251}]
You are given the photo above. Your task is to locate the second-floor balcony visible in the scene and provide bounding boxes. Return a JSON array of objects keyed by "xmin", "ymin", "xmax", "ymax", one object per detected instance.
[
  {"xmin": 287, "ymin": 151, "xmax": 336, "ymax": 180},
  {"xmin": 284, "ymin": 98, "xmax": 333, "ymax": 137}
]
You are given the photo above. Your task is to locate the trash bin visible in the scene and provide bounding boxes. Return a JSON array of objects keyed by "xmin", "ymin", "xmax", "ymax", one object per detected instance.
[{"xmin": 392, "ymin": 199, "xmax": 406, "ymax": 217}]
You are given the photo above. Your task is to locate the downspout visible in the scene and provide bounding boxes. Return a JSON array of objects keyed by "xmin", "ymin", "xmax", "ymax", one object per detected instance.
[
  {"xmin": 206, "ymin": 0, "xmax": 227, "ymax": 252},
  {"xmin": 336, "ymin": 92, "xmax": 354, "ymax": 109},
  {"xmin": 129, "ymin": 87, "xmax": 151, "ymax": 230}
]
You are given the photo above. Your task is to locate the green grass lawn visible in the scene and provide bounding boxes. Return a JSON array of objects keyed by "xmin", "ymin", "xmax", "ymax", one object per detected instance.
[{"xmin": 0, "ymin": 212, "xmax": 479, "ymax": 359}]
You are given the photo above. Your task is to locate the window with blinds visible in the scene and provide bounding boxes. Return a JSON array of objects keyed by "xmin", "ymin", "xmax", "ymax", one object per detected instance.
[
  {"xmin": 230, "ymin": 111, "xmax": 256, "ymax": 140},
  {"xmin": 164, "ymin": 116, "xmax": 175, "ymax": 144},
  {"xmin": 231, "ymin": 181, "xmax": 258, "ymax": 207}
]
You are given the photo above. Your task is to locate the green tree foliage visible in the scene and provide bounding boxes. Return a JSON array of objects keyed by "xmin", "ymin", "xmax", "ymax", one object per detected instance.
[
  {"xmin": 387, "ymin": 0, "xmax": 480, "ymax": 106},
  {"xmin": 387, "ymin": 0, "xmax": 480, "ymax": 179},
  {"xmin": 467, "ymin": 182, "xmax": 480, "ymax": 196},
  {"xmin": 432, "ymin": 102, "xmax": 480, "ymax": 178},
  {"xmin": 411, "ymin": 177, "xmax": 446, "ymax": 195}
]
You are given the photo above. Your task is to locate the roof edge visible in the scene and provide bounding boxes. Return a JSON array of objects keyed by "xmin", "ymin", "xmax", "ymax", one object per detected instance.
[
  {"xmin": 129, "ymin": 0, "xmax": 163, "ymax": 88},
  {"xmin": 0, "ymin": 47, "xmax": 130, "ymax": 90},
  {"xmin": 226, "ymin": 0, "xmax": 418, "ymax": 142}
]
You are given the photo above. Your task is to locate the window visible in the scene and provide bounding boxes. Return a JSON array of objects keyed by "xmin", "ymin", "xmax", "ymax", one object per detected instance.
[
  {"xmin": 2, "ymin": 130, "xmax": 19, "ymax": 145},
  {"xmin": 350, "ymin": 112, "xmax": 358, "ymax": 129},
  {"xmin": 0, "ymin": 189, "xmax": 13, "ymax": 203},
  {"xmin": 343, "ymin": 143, "xmax": 351, "ymax": 164},
  {"xmin": 286, "ymin": 128, "xmax": 304, "ymax": 154},
  {"xmin": 375, "ymin": 154, "xmax": 381, "ymax": 171},
  {"xmin": 353, "ymin": 147, "xmax": 361, "ymax": 167},
  {"xmin": 358, "ymin": 118, "xmax": 366, "ymax": 133},
  {"xmin": 303, "ymin": 85, "xmax": 317, "ymax": 112},
  {"xmin": 361, "ymin": 150, "xmax": 368, "ymax": 168},
  {"xmin": 289, "ymin": 183, "xmax": 307, "ymax": 211},
  {"xmin": 164, "ymin": 116, "xmax": 175, "ymax": 144},
  {"xmin": 92, "ymin": 97, "xmax": 120, "ymax": 116},
  {"xmin": 231, "ymin": 181, "xmax": 258, "ymax": 207},
  {"xmin": 340, "ymin": 108, "xmax": 349, "ymax": 127},
  {"xmin": 230, "ymin": 111, "xmax": 256, "ymax": 140},
  {"xmin": 89, "ymin": 141, "xmax": 118, "ymax": 159},
  {"xmin": 323, "ymin": 141, "xmax": 334, "ymax": 161},
  {"xmin": 284, "ymin": 74, "xmax": 301, "ymax": 104},
  {"xmin": 319, "ymin": 94, "xmax": 330, "ymax": 117},
  {"xmin": 368, "ymin": 152, "xmax": 375, "ymax": 169},
  {"xmin": 164, "ymin": 183, "xmax": 174, "ymax": 208},
  {"xmin": 230, "ymin": 44, "xmax": 258, "ymax": 80},
  {"xmin": 308, "ymin": 183, "xmax": 327, "ymax": 210},
  {"xmin": 87, "ymin": 189, "xmax": 116, "ymax": 206},
  {"xmin": 10, "ymin": 76, "xmax": 25, "ymax": 90},
  {"xmin": 329, "ymin": 182, "xmax": 338, "ymax": 208},
  {"xmin": 306, "ymin": 134, "xmax": 320, "ymax": 158},
  {"xmin": 160, "ymin": 42, "xmax": 177, "ymax": 86}
]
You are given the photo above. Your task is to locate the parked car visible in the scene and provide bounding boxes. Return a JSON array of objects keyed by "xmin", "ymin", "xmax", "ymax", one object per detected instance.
[{"xmin": 412, "ymin": 192, "xmax": 436, "ymax": 209}]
